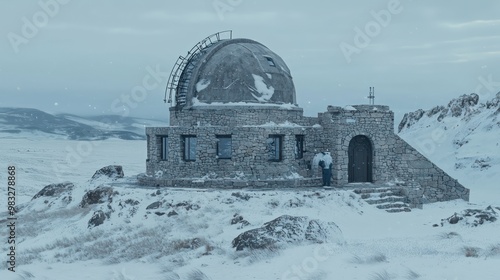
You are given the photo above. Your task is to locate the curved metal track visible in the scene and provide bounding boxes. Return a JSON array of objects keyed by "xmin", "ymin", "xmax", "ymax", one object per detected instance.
[{"xmin": 164, "ymin": 30, "xmax": 233, "ymax": 108}]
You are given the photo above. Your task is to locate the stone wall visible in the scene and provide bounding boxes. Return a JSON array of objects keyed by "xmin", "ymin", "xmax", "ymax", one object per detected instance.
[
  {"xmin": 170, "ymin": 106, "xmax": 312, "ymax": 127},
  {"xmin": 143, "ymin": 104, "xmax": 469, "ymax": 204},
  {"xmin": 320, "ymin": 106, "xmax": 395, "ymax": 185},
  {"xmin": 392, "ymin": 135, "xmax": 469, "ymax": 202},
  {"xmin": 138, "ymin": 176, "xmax": 322, "ymax": 189},
  {"xmin": 146, "ymin": 125, "xmax": 323, "ymax": 181}
]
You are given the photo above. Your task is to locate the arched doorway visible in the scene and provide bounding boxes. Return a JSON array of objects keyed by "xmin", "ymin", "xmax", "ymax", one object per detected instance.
[{"xmin": 348, "ymin": 135, "xmax": 373, "ymax": 183}]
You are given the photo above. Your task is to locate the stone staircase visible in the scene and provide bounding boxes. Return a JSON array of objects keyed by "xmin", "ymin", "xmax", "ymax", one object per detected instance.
[{"xmin": 353, "ymin": 187, "xmax": 411, "ymax": 213}]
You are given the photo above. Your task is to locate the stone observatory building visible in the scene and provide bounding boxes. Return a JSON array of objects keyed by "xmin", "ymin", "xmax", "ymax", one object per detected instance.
[{"xmin": 139, "ymin": 31, "xmax": 469, "ymax": 204}]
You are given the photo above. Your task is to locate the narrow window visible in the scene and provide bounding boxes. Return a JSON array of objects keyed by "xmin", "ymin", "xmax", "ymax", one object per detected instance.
[
  {"xmin": 147, "ymin": 134, "xmax": 151, "ymax": 160},
  {"xmin": 159, "ymin": 136, "xmax": 168, "ymax": 160},
  {"xmin": 295, "ymin": 135, "xmax": 304, "ymax": 159},
  {"xmin": 267, "ymin": 135, "xmax": 283, "ymax": 161},
  {"xmin": 264, "ymin": 56, "xmax": 276, "ymax": 67},
  {"xmin": 216, "ymin": 135, "xmax": 232, "ymax": 159},
  {"xmin": 182, "ymin": 135, "xmax": 197, "ymax": 161}
]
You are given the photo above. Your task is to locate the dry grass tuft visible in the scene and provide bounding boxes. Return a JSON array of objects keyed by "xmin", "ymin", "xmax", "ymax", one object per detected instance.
[
  {"xmin": 463, "ymin": 246, "xmax": 480, "ymax": 258},
  {"xmin": 406, "ymin": 269, "xmax": 421, "ymax": 279},
  {"xmin": 439, "ymin": 231, "xmax": 461, "ymax": 239},
  {"xmin": 186, "ymin": 269, "xmax": 211, "ymax": 280},
  {"xmin": 351, "ymin": 253, "xmax": 387, "ymax": 264},
  {"xmin": 371, "ymin": 270, "xmax": 394, "ymax": 280},
  {"xmin": 485, "ymin": 243, "xmax": 500, "ymax": 258}
]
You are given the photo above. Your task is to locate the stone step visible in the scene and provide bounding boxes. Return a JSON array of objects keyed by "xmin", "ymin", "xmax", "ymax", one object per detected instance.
[
  {"xmin": 376, "ymin": 202, "xmax": 410, "ymax": 210},
  {"xmin": 360, "ymin": 193, "xmax": 370, "ymax": 199},
  {"xmin": 385, "ymin": 207, "xmax": 412, "ymax": 213},
  {"xmin": 353, "ymin": 187, "xmax": 403, "ymax": 195},
  {"xmin": 351, "ymin": 186, "xmax": 411, "ymax": 213},
  {"xmin": 365, "ymin": 196, "xmax": 407, "ymax": 205},
  {"xmin": 360, "ymin": 191, "xmax": 403, "ymax": 199}
]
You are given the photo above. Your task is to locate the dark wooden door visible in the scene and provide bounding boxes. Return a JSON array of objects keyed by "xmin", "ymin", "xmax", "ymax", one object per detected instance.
[{"xmin": 348, "ymin": 135, "xmax": 373, "ymax": 183}]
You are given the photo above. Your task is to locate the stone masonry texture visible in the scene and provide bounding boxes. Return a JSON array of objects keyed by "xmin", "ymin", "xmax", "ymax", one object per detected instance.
[{"xmin": 140, "ymin": 105, "xmax": 469, "ymax": 203}]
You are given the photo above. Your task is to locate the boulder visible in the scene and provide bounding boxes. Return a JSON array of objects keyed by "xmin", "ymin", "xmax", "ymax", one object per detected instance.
[
  {"xmin": 167, "ymin": 210, "xmax": 178, "ymax": 217},
  {"xmin": 146, "ymin": 201, "xmax": 161, "ymax": 210},
  {"xmin": 91, "ymin": 165, "xmax": 124, "ymax": 181},
  {"xmin": 231, "ymin": 192, "xmax": 251, "ymax": 201},
  {"xmin": 80, "ymin": 186, "xmax": 116, "ymax": 208},
  {"xmin": 446, "ymin": 213, "xmax": 462, "ymax": 224},
  {"xmin": 32, "ymin": 182, "xmax": 74, "ymax": 200},
  {"xmin": 441, "ymin": 206, "xmax": 499, "ymax": 227},
  {"xmin": 28, "ymin": 182, "xmax": 74, "ymax": 210},
  {"xmin": 88, "ymin": 210, "xmax": 106, "ymax": 228},
  {"xmin": 118, "ymin": 199, "xmax": 139, "ymax": 210},
  {"xmin": 168, "ymin": 201, "xmax": 200, "ymax": 211},
  {"xmin": 232, "ymin": 215, "xmax": 342, "ymax": 251},
  {"xmin": 124, "ymin": 199, "xmax": 139, "ymax": 206},
  {"xmin": 231, "ymin": 214, "xmax": 250, "ymax": 229}
]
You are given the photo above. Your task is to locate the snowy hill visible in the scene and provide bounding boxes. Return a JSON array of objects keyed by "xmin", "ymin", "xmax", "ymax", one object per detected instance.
[
  {"xmin": 0, "ymin": 96, "xmax": 499, "ymax": 279},
  {"xmin": 0, "ymin": 108, "xmax": 165, "ymax": 140},
  {"xmin": 398, "ymin": 92, "xmax": 500, "ymax": 203}
]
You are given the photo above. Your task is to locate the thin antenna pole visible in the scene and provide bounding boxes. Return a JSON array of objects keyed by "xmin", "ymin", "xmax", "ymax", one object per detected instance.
[
  {"xmin": 372, "ymin": 87, "xmax": 375, "ymax": 105},
  {"xmin": 368, "ymin": 87, "xmax": 375, "ymax": 105}
]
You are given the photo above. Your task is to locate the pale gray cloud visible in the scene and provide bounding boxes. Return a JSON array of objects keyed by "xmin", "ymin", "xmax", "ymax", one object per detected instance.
[
  {"xmin": 443, "ymin": 19, "xmax": 500, "ymax": 29},
  {"xmin": 1, "ymin": 0, "xmax": 499, "ymax": 123}
]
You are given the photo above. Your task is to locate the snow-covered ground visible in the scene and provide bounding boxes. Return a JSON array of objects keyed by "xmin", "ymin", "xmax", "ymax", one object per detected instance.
[{"xmin": 0, "ymin": 134, "xmax": 499, "ymax": 279}]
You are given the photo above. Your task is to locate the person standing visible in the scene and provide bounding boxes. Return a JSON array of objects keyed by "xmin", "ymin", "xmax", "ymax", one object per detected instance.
[{"xmin": 318, "ymin": 152, "xmax": 333, "ymax": 186}]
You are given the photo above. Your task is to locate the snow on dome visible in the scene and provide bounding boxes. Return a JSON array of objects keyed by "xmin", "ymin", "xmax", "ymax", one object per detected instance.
[
  {"xmin": 250, "ymin": 74, "xmax": 275, "ymax": 102},
  {"xmin": 196, "ymin": 79, "xmax": 210, "ymax": 92},
  {"xmin": 191, "ymin": 97, "xmax": 298, "ymax": 110}
]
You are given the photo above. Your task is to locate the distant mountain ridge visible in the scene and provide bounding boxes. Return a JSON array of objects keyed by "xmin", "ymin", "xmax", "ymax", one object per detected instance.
[
  {"xmin": 399, "ymin": 92, "xmax": 500, "ymax": 133},
  {"xmin": 398, "ymin": 92, "xmax": 500, "ymax": 190},
  {"xmin": 0, "ymin": 107, "xmax": 165, "ymax": 140}
]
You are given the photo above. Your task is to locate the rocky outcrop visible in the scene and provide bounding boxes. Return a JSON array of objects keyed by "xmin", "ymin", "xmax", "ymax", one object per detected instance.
[
  {"xmin": 167, "ymin": 201, "xmax": 200, "ymax": 211},
  {"xmin": 32, "ymin": 182, "xmax": 74, "ymax": 200},
  {"xmin": 88, "ymin": 210, "xmax": 107, "ymax": 228},
  {"xmin": 447, "ymin": 93, "xmax": 479, "ymax": 117},
  {"xmin": 231, "ymin": 192, "xmax": 251, "ymax": 201},
  {"xmin": 486, "ymin": 92, "xmax": 500, "ymax": 115},
  {"xmin": 167, "ymin": 210, "xmax": 178, "ymax": 217},
  {"xmin": 400, "ymin": 92, "xmax": 500, "ymax": 132},
  {"xmin": 441, "ymin": 206, "xmax": 499, "ymax": 227},
  {"xmin": 146, "ymin": 201, "xmax": 161, "ymax": 210},
  {"xmin": 91, "ymin": 165, "xmax": 124, "ymax": 181},
  {"xmin": 231, "ymin": 214, "xmax": 250, "ymax": 229},
  {"xmin": 231, "ymin": 215, "xmax": 342, "ymax": 251},
  {"xmin": 426, "ymin": 105, "xmax": 445, "ymax": 117},
  {"xmin": 398, "ymin": 109, "xmax": 425, "ymax": 133},
  {"xmin": 398, "ymin": 93, "xmax": 486, "ymax": 132},
  {"xmin": 80, "ymin": 186, "xmax": 116, "ymax": 208},
  {"xmin": 28, "ymin": 182, "xmax": 75, "ymax": 210}
]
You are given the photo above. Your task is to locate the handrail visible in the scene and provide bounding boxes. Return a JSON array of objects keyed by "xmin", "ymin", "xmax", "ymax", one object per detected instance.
[
  {"xmin": 164, "ymin": 30, "xmax": 233, "ymax": 108},
  {"xmin": 164, "ymin": 56, "xmax": 186, "ymax": 103}
]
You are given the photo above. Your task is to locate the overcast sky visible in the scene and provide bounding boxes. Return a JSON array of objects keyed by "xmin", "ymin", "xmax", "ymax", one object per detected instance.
[{"xmin": 1, "ymin": 0, "xmax": 500, "ymax": 123}]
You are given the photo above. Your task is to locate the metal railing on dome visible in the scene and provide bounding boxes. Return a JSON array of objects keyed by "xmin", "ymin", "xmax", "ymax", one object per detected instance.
[{"xmin": 164, "ymin": 30, "xmax": 233, "ymax": 109}]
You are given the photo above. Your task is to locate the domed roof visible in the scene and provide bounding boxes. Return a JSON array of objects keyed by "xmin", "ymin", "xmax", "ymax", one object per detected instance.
[{"xmin": 174, "ymin": 38, "xmax": 296, "ymax": 108}]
